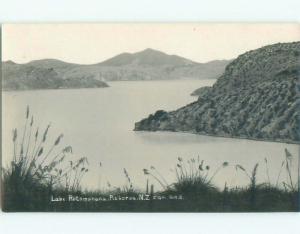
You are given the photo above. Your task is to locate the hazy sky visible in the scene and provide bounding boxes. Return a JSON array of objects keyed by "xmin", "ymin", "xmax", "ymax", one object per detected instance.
[{"xmin": 2, "ymin": 23, "xmax": 300, "ymax": 64}]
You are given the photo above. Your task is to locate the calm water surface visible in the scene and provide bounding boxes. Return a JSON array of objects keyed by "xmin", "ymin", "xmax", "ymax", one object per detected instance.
[{"xmin": 2, "ymin": 80, "xmax": 299, "ymax": 190}]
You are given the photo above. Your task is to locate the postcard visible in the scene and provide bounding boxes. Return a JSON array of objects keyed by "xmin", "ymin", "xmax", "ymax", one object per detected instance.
[{"xmin": 1, "ymin": 23, "xmax": 299, "ymax": 212}]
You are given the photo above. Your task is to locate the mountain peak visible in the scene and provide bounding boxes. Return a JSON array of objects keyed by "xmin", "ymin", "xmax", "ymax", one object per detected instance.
[
  {"xmin": 140, "ymin": 48, "xmax": 162, "ymax": 53},
  {"xmin": 101, "ymin": 48, "xmax": 196, "ymax": 66}
]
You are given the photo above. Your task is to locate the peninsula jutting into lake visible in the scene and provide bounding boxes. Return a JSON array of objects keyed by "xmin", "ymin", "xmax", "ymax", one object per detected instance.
[{"xmin": 135, "ymin": 42, "xmax": 300, "ymax": 144}]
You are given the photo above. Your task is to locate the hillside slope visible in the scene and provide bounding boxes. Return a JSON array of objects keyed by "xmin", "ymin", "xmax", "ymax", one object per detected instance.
[
  {"xmin": 134, "ymin": 42, "xmax": 300, "ymax": 143},
  {"xmin": 2, "ymin": 61, "xmax": 108, "ymax": 90}
]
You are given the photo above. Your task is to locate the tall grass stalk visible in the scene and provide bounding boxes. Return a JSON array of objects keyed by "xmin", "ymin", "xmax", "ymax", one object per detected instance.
[
  {"xmin": 275, "ymin": 161, "xmax": 285, "ymax": 187},
  {"xmin": 20, "ymin": 105, "xmax": 30, "ymax": 158},
  {"xmin": 264, "ymin": 158, "xmax": 271, "ymax": 185},
  {"xmin": 143, "ymin": 169, "xmax": 167, "ymax": 189},
  {"xmin": 24, "ymin": 116, "xmax": 34, "ymax": 159},
  {"xmin": 150, "ymin": 166, "xmax": 168, "ymax": 186},
  {"xmin": 2, "ymin": 106, "xmax": 89, "ymax": 206},
  {"xmin": 285, "ymin": 148, "xmax": 295, "ymax": 191}
]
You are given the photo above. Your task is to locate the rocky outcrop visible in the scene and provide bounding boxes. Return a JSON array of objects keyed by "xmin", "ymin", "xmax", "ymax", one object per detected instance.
[
  {"xmin": 135, "ymin": 42, "xmax": 300, "ymax": 143},
  {"xmin": 191, "ymin": 86, "xmax": 212, "ymax": 96}
]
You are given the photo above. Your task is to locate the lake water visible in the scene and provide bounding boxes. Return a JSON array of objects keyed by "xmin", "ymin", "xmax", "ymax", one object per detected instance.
[{"xmin": 2, "ymin": 80, "xmax": 299, "ymax": 191}]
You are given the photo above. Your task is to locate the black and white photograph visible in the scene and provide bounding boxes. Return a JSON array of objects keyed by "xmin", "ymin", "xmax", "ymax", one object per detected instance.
[{"xmin": 1, "ymin": 23, "xmax": 299, "ymax": 212}]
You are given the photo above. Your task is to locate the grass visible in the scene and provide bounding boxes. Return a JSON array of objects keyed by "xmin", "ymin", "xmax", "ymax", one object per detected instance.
[
  {"xmin": 1, "ymin": 106, "xmax": 89, "ymax": 211},
  {"xmin": 1, "ymin": 107, "xmax": 299, "ymax": 212}
]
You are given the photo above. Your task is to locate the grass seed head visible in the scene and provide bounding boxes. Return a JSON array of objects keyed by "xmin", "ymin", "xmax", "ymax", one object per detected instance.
[
  {"xmin": 63, "ymin": 146, "xmax": 72, "ymax": 154},
  {"xmin": 12, "ymin": 129, "xmax": 17, "ymax": 142},
  {"xmin": 26, "ymin": 106, "xmax": 29, "ymax": 119},
  {"xmin": 199, "ymin": 163, "xmax": 203, "ymax": 171},
  {"xmin": 235, "ymin": 164, "xmax": 245, "ymax": 171},
  {"xmin": 284, "ymin": 148, "xmax": 293, "ymax": 162},
  {"xmin": 143, "ymin": 169, "xmax": 149, "ymax": 175},
  {"xmin": 30, "ymin": 116, "xmax": 34, "ymax": 126},
  {"xmin": 35, "ymin": 128, "xmax": 39, "ymax": 140},
  {"xmin": 38, "ymin": 147, "xmax": 44, "ymax": 157},
  {"xmin": 42, "ymin": 124, "xmax": 51, "ymax": 142},
  {"xmin": 54, "ymin": 134, "xmax": 64, "ymax": 146}
]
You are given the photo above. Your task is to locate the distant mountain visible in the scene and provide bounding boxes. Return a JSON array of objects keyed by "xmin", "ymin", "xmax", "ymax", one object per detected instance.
[
  {"xmin": 92, "ymin": 49, "xmax": 230, "ymax": 81},
  {"xmin": 2, "ymin": 49, "xmax": 231, "ymax": 90},
  {"xmin": 135, "ymin": 42, "xmax": 300, "ymax": 143},
  {"xmin": 100, "ymin": 48, "xmax": 195, "ymax": 66}
]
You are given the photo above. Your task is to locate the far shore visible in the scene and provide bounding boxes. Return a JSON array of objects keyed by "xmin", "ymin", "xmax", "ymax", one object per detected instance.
[
  {"xmin": 1, "ymin": 85, "xmax": 110, "ymax": 92},
  {"xmin": 1, "ymin": 78, "xmax": 215, "ymax": 92}
]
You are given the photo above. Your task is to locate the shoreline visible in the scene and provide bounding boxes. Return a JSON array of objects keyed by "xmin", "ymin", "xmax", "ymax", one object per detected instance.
[
  {"xmin": 1, "ymin": 78, "xmax": 216, "ymax": 92},
  {"xmin": 1, "ymin": 85, "xmax": 109, "ymax": 93},
  {"xmin": 134, "ymin": 129, "xmax": 300, "ymax": 145},
  {"xmin": 106, "ymin": 78, "xmax": 216, "ymax": 82}
]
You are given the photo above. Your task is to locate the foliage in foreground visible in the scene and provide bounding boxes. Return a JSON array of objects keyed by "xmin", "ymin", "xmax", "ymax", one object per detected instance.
[
  {"xmin": 1, "ymin": 107, "xmax": 299, "ymax": 212},
  {"xmin": 1, "ymin": 106, "xmax": 89, "ymax": 211}
]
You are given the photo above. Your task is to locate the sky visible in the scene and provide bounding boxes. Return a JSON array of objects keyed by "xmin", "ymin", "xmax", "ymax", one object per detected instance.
[{"xmin": 2, "ymin": 23, "xmax": 300, "ymax": 64}]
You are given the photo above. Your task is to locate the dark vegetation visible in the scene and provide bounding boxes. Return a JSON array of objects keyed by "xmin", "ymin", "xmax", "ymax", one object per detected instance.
[
  {"xmin": 2, "ymin": 107, "xmax": 299, "ymax": 212},
  {"xmin": 135, "ymin": 42, "xmax": 300, "ymax": 143}
]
